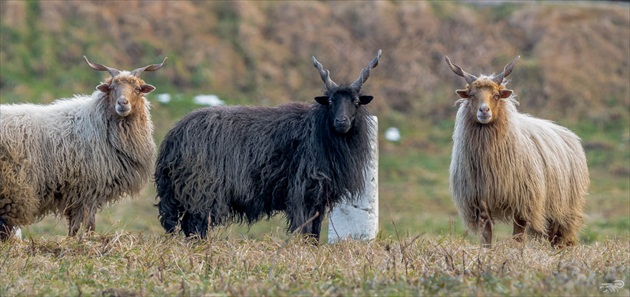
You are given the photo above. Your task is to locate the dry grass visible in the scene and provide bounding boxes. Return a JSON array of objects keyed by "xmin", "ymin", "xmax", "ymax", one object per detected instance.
[{"xmin": 1, "ymin": 231, "xmax": 628, "ymax": 296}]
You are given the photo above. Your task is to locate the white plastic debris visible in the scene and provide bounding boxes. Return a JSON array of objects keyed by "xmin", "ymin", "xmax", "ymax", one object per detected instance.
[
  {"xmin": 193, "ymin": 94, "xmax": 224, "ymax": 106},
  {"xmin": 155, "ymin": 93, "xmax": 171, "ymax": 104},
  {"xmin": 384, "ymin": 127, "xmax": 401, "ymax": 142}
]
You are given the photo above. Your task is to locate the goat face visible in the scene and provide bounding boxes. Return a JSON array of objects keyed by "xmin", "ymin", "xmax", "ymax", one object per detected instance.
[
  {"xmin": 445, "ymin": 56, "xmax": 519, "ymax": 124},
  {"xmin": 312, "ymin": 50, "xmax": 381, "ymax": 133},
  {"xmin": 315, "ymin": 88, "xmax": 373, "ymax": 134},
  {"xmin": 456, "ymin": 79, "xmax": 512, "ymax": 124},
  {"xmin": 97, "ymin": 75, "xmax": 155, "ymax": 117},
  {"xmin": 84, "ymin": 56, "xmax": 166, "ymax": 117}
]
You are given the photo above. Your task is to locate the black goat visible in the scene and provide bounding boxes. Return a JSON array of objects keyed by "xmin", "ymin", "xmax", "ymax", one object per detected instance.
[{"xmin": 155, "ymin": 50, "xmax": 382, "ymax": 242}]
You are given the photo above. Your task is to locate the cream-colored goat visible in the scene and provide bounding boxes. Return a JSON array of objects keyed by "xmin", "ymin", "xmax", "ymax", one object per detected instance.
[{"xmin": 446, "ymin": 56, "xmax": 589, "ymax": 248}]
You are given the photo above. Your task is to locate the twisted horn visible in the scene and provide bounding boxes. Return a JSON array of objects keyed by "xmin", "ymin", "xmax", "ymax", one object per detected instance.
[
  {"xmin": 350, "ymin": 49, "xmax": 382, "ymax": 91},
  {"xmin": 312, "ymin": 56, "xmax": 338, "ymax": 91},
  {"xmin": 492, "ymin": 55, "xmax": 520, "ymax": 85},
  {"xmin": 83, "ymin": 56, "xmax": 121, "ymax": 77},
  {"xmin": 131, "ymin": 57, "xmax": 168, "ymax": 77},
  {"xmin": 444, "ymin": 56, "xmax": 477, "ymax": 85}
]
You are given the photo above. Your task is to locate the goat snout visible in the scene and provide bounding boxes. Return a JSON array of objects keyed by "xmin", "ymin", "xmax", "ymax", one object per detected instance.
[
  {"xmin": 476, "ymin": 104, "xmax": 492, "ymax": 124},
  {"xmin": 115, "ymin": 96, "xmax": 132, "ymax": 116},
  {"xmin": 334, "ymin": 117, "xmax": 349, "ymax": 125},
  {"xmin": 117, "ymin": 97, "xmax": 129, "ymax": 106},
  {"xmin": 333, "ymin": 117, "xmax": 352, "ymax": 134}
]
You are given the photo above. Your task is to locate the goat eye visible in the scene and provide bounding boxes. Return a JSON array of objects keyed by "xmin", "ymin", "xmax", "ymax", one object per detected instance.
[
  {"xmin": 135, "ymin": 87, "xmax": 141, "ymax": 94},
  {"xmin": 493, "ymin": 94, "xmax": 499, "ymax": 100}
]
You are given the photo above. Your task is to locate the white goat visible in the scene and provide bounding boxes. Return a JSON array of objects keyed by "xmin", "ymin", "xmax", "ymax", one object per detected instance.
[{"xmin": 0, "ymin": 56, "xmax": 166, "ymax": 239}]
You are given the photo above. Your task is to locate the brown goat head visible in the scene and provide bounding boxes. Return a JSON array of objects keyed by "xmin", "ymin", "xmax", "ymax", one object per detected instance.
[
  {"xmin": 84, "ymin": 56, "xmax": 167, "ymax": 118},
  {"xmin": 445, "ymin": 56, "xmax": 520, "ymax": 124}
]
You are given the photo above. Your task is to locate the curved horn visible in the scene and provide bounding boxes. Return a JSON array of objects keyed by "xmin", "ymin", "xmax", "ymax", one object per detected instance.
[
  {"xmin": 350, "ymin": 49, "xmax": 382, "ymax": 91},
  {"xmin": 492, "ymin": 55, "xmax": 520, "ymax": 85},
  {"xmin": 83, "ymin": 55, "xmax": 121, "ymax": 77},
  {"xmin": 312, "ymin": 56, "xmax": 338, "ymax": 91},
  {"xmin": 444, "ymin": 56, "xmax": 477, "ymax": 85},
  {"xmin": 131, "ymin": 57, "xmax": 168, "ymax": 77}
]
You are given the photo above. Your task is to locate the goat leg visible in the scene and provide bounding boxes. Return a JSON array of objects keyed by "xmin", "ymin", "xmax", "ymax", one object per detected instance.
[
  {"xmin": 0, "ymin": 217, "xmax": 13, "ymax": 241},
  {"xmin": 479, "ymin": 200, "xmax": 493, "ymax": 248},
  {"xmin": 512, "ymin": 214, "xmax": 527, "ymax": 242},
  {"xmin": 87, "ymin": 210, "xmax": 96, "ymax": 233}
]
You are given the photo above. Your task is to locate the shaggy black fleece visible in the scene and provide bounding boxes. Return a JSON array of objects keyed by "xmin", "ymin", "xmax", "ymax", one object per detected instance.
[{"xmin": 155, "ymin": 90, "xmax": 374, "ymax": 240}]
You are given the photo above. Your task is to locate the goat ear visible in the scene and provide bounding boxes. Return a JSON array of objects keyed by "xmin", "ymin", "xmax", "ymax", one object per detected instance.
[
  {"xmin": 456, "ymin": 89, "xmax": 470, "ymax": 98},
  {"xmin": 315, "ymin": 96, "xmax": 329, "ymax": 105},
  {"xmin": 499, "ymin": 89, "xmax": 513, "ymax": 99},
  {"xmin": 359, "ymin": 95, "xmax": 373, "ymax": 105},
  {"xmin": 97, "ymin": 83, "xmax": 110, "ymax": 93},
  {"xmin": 140, "ymin": 84, "xmax": 156, "ymax": 94}
]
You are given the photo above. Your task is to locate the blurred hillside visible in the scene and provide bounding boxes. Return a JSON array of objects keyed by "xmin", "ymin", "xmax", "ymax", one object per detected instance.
[
  {"xmin": 1, "ymin": 1, "xmax": 629, "ymax": 240},
  {"xmin": 2, "ymin": 1, "xmax": 628, "ymax": 120}
]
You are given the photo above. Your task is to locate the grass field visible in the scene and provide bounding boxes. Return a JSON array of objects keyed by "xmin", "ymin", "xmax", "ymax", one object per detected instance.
[{"xmin": 2, "ymin": 231, "xmax": 628, "ymax": 296}]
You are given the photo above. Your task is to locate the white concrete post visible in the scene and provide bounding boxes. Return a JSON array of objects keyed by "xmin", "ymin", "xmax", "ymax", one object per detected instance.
[{"xmin": 328, "ymin": 116, "xmax": 378, "ymax": 243}]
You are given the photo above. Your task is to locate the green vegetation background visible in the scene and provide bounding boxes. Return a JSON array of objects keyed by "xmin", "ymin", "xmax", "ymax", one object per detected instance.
[{"xmin": 1, "ymin": 1, "xmax": 628, "ymax": 243}]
